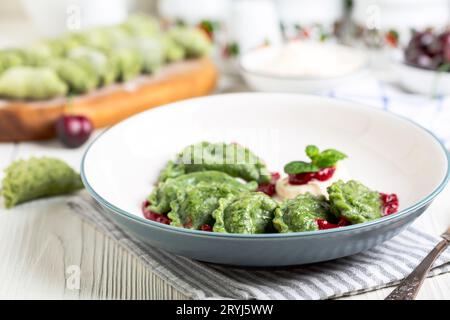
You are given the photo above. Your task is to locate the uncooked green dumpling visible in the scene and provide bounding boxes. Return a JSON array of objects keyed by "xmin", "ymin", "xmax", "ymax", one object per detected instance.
[
  {"xmin": 2, "ymin": 157, "xmax": 84, "ymax": 208},
  {"xmin": 49, "ymin": 58, "xmax": 98, "ymax": 94},
  {"xmin": 121, "ymin": 15, "xmax": 160, "ymax": 36},
  {"xmin": 19, "ymin": 43, "xmax": 54, "ymax": 66},
  {"xmin": 0, "ymin": 49, "xmax": 24, "ymax": 74},
  {"xmin": 162, "ymin": 35, "xmax": 185, "ymax": 62},
  {"xmin": 213, "ymin": 192, "xmax": 278, "ymax": 234},
  {"xmin": 0, "ymin": 66, "xmax": 67, "ymax": 100},
  {"xmin": 117, "ymin": 36, "xmax": 165, "ymax": 74},
  {"xmin": 167, "ymin": 26, "xmax": 211, "ymax": 58},
  {"xmin": 110, "ymin": 47, "xmax": 143, "ymax": 82},
  {"xmin": 68, "ymin": 46, "xmax": 117, "ymax": 85}
]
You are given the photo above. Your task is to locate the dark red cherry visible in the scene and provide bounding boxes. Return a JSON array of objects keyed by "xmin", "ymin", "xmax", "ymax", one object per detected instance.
[{"xmin": 56, "ymin": 114, "xmax": 93, "ymax": 148}]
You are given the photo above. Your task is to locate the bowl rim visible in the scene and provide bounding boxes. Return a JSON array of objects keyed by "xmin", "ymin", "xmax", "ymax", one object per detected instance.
[
  {"xmin": 81, "ymin": 92, "xmax": 450, "ymax": 239},
  {"xmin": 238, "ymin": 42, "xmax": 368, "ymax": 81}
]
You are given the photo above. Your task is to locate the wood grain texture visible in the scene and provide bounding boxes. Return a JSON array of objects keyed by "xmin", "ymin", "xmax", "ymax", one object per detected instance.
[
  {"xmin": 0, "ymin": 58, "xmax": 218, "ymax": 142},
  {"xmin": 0, "ymin": 138, "xmax": 448, "ymax": 300}
]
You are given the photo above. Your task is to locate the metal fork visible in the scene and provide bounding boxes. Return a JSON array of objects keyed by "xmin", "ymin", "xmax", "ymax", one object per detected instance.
[{"xmin": 385, "ymin": 226, "xmax": 450, "ymax": 300}]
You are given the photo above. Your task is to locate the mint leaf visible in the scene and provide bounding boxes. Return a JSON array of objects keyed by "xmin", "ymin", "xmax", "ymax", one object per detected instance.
[
  {"xmin": 284, "ymin": 161, "xmax": 319, "ymax": 175},
  {"xmin": 305, "ymin": 145, "xmax": 319, "ymax": 160},
  {"xmin": 312, "ymin": 149, "xmax": 347, "ymax": 168}
]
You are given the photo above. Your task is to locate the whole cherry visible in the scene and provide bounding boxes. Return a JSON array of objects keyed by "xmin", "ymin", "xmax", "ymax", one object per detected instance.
[{"xmin": 56, "ymin": 114, "xmax": 93, "ymax": 148}]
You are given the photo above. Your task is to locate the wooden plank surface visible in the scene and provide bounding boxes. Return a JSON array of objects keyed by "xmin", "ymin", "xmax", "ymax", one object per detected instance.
[{"xmin": 0, "ymin": 137, "xmax": 448, "ymax": 300}]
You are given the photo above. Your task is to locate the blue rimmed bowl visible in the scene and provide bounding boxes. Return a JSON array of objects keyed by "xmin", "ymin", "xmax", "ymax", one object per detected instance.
[{"xmin": 81, "ymin": 93, "xmax": 449, "ymax": 266}]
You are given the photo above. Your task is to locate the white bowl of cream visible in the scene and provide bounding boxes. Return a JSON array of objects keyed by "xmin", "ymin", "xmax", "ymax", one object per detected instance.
[{"xmin": 239, "ymin": 41, "xmax": 367, "ymax": 93}]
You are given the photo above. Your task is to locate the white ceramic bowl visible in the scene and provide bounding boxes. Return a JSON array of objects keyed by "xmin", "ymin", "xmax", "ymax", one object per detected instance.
[
  {"xmin": 81, "ymin": 93, "xmax": 449, "ymax": 266},
  {"xmin": 394, "ymin": 62, "xmax": 450, "ymax": 96},
  {"xmin": 239, "ymin": 43, "xmax": 367, "ymax": 93}
]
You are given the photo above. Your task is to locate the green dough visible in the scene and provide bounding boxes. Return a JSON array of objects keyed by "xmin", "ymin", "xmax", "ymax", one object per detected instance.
[
  {"xmin": 327, "ymin": 180, "xmax": 382, "ymax": 224},
  {"xmin": 68, "ymin": 46, "xmax": 117, "ymax": 86},
  {"xmin": 148, "ymin": 171, "xmax": 257, "ymax": 215},
  {"xmin": 158, "ymin": 142, "xmax": 270, "ymax": 184},
  {"xmin": 213, "ymin": 192, "xmax": 278, "ymax": 234},
  {"xmin": 273, "ymin": 193, "xmax": 330, "ymax": 232},
  {"xmin": 0, "ymin": 66, "xmax": 67, "ymax": 100},
  {"xmin": 167, "ymin": 26, "xmax": 211, "ymax": 58},
  {"xmin": 2, "ymin": 157, "xmax": 84, "ymax": 208},
  {"xmin": 168, "ymin": 182, "xmax": 238, "ymax": 230},
  {"xmin": 49, "ymin": 58, "xmax": 98, "ymax": 94}
]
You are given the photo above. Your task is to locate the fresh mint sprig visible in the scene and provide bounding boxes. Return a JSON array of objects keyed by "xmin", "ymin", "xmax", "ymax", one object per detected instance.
[{"xmin": 284, "ymin": 145, "xmax": 347, "ymax": 175}]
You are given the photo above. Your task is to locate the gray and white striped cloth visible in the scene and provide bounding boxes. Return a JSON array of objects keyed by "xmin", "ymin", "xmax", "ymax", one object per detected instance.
[{"xmin": 68, "ymin": 195, "xmax": 450, "ymax": 300}]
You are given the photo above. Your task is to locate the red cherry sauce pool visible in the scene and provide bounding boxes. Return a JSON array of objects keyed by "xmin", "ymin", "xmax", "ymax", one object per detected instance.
[
  {"xmin": 288, "ymin": 167, "xmax": 336, "ymax": 185},
  {"xmin": 257, "ymin": 172, "xmax": 281, "ymax": 197},
  {"xmin": 380, "ymin": 193, "xmax": 399, "ymax": 216},
  {"xmin": 141, "ymin": 200, "xmax": 171, "ymax": 225}
]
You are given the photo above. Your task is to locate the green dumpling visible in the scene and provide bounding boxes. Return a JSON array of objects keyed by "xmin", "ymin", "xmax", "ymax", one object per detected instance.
[
  {"xmin": 148, "ymin": 171, "xmax": 257, "ymax": 214},
  {"xmin": 162, "ymin": 35, "xmax": 186, "ymax": 62},
  {"xmin": 168, "ymin": 182, "xmax": 238, "ymax": 230},
  {"xmin": 213, "ymin": 192, "xmax": 278, "ymax": 234},
  {"xmin": 158, "ymin": 142, "xmax": 270, "ymax": 184},
  {"xmin": 327, "ymin": 180, "xmax": 382, "ymax": 224},
  {"xmin": 0, "ymin": 66, "xmax": 67, "ymax": 100},
  {"xmin": 121, "ymin": 15, "xmax": 160, "ymax": 37},
  {"xmin": 0, "ymin": 49, "xmax": 25, "ymax": 73},
  {"xmin": 19, "ymin": 44, "xmax": 54, "ymax": 66},
  {"xmin": 167, "ymin": 26, "xmax": 212, "ymax": 58},
  {"xmin": 68, "ymin": 46, "xmax": 117, "ymax": 86},
  {"xmin": 2, "ymin": 157, "xmax": 84, "ymax": 208},
  {"xmin": 110, "ymin": 47, "xmax": 143, "ymax": 82},
  {"xmin": 117, "ymin": 36, "xmax": 165, "ymax": 74},
  {"xmin": 273, "ymin": 193, "xmax": 330, "ymax": 232},
  {"xmin": 49, "ymin": 58, "xmax": 98, "ymax": 94}
]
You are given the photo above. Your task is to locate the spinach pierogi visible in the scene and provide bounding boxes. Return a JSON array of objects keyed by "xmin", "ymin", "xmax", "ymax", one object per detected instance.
[{"xmin": 143, "ymin": 142, "xmax": 399, "ymax": 234}]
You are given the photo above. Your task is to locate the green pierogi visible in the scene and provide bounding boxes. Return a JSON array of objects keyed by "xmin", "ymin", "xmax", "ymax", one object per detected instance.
[
  {"xmin": 0, "ymin": 66, "xmax": 67, "ymax": 100},
  {"xmin": 148, "ymin": 171, "xmax": 257, "ymax": 214},
  {"xmin": 168, "ymin": 182, "xmax": 238, "ymax": 230},
  {"xmin": 158, "ymin": 142, "xmax": 270, "ymax": 184},
  {"xmin": 50, "ymin": 58, "xmax": 98, "ymax": 94},
  {"xmin": 213, "ymin": 192, "xmax": 278, "ymax": 234},
  {"xmin": 162, "ymin": 35, "xmax": 186, "ymax": 62},
  {"xmin": 121, "ymin": 15, "xmax": 160, "ymax": 36},
  {"xmin": 2, "ymin": 157, "xmax": 84, "ymax": 208},
  {"xmin": 116, "ymin": 36, "xmax": 165, "ymax": 74},
  {"xmin": 68, "ymin": 47, "xmax": 117, "ymax": 86},
  {"xmin": 273, "ymin": 193, "xmax": 330, "ymax": 232},
  {"xmin": 111, "ymin": 47, "xmax": 143, "ymax": 82},
  {"xmin": 0, "ymin": 49, "xmax": 25, "ymax": 74},
  {"xmin": 167, "ymin": 27, "xmax": 211, "ymax": 58},
  {"xmin": 327, "ymin": 180, "xmax": 382, "ymax": 224}
]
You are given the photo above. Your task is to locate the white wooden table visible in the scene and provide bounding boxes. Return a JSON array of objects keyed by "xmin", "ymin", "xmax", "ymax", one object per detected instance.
[{"xmin": 0, "ymin": 131, "xmax": 449, "ymax": 300}]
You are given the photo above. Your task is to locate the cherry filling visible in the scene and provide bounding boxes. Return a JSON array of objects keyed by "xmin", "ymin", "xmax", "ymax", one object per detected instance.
[
  {"xmin": 288, "ymin": 167, "xmax": 336, "ymax": 185},
  {"xmin": 141, "ymin": 200, "xmax": 171, "ymax": 225},
  {"xmin": 380, "ymin": 193, "xmax": 399, "ymax": 216},
  {"xmin": 317, "ymin": 218, "xmax": 350, "ymax": 230},
  {"xmin": 257, "ymin": 172, "xmax": 281, "ymax": 197}
]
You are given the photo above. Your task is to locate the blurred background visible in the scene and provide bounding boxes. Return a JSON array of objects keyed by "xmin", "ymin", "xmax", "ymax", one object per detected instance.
[{"xmin": 1, "ymin": 0, "xmax": 450, "ymax": 145}]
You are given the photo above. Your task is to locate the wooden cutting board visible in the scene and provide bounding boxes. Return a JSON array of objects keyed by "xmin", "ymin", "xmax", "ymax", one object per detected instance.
[{"xmin": 0, "ymin": 58, "xmax": 218, "ymax": 142}]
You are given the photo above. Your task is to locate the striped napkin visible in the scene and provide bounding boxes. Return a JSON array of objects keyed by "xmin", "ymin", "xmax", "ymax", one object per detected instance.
[{"xmin": 67, "ymin": 194, "xmax": 450, "ymax": 300}]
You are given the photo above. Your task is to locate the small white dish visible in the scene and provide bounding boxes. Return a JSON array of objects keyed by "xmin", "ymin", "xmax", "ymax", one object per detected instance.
[
  {"xmin": 239, "ymin": 41, "xmax": 367, "ymax": 93},
  {"xmin": 393, "ymin": 62, "xmax": 450, "ymax": 96}
]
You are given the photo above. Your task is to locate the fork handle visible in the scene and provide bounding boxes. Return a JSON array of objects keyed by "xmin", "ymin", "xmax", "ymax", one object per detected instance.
[{"xmin": 385, "ymin": 238, "xmax": 450, "ymax": 300}]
